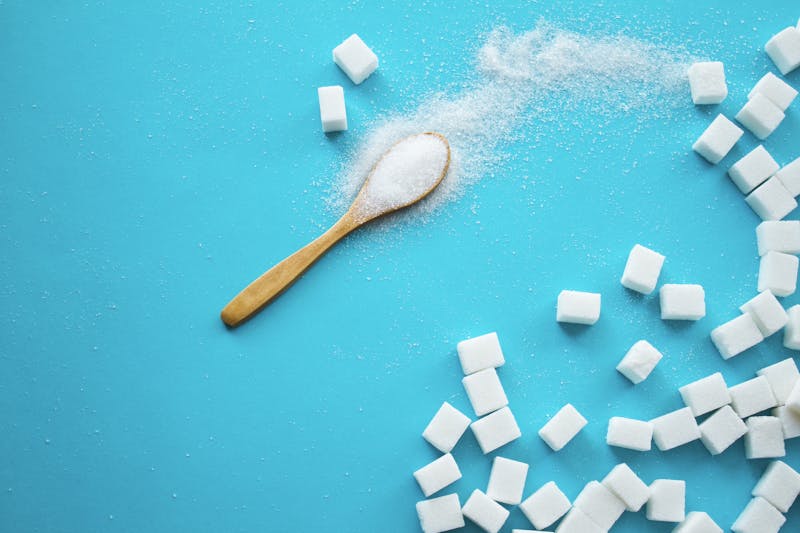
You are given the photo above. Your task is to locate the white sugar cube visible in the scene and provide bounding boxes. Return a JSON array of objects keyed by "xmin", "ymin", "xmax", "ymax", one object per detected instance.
[
  {"xmin": 511, "ymin": 530, "xmax": 540, "ymax": 533},
  {"xmin": 422, "ymin": 402, "xmax": 471, "ymax": 453},
  {"xmin": 772, "ymin": 405, "xmax": 800, "ymax": 438},
  {"xmin": 730, "ymin": 376, "xmax": 778, "ymax": 418},
  {"xmin": 679, "ymin": 372, "xmax": 731, "ymax": 416},
  {"xmin": 736, "ymin": 93, "xmax": 785, "ymax": 140},
  {"xmin": 616, "ymin": 340, "xmax": 663, "ymax": 384},
  {"xmin": 646, "ymin": 479, "xmax": 686, "ymax": 522},
  {"xmin": 756, "ymin": 221, "xmax": 800, "ymax": 256},
  {"xmin": 728, "ymin": 145, "xmax": 780, "ymax": 194},
  {"xmin": 621, "ymin": 244, "xmax": 665, "ymax": 294},
  {"xmin": 606, "ymin": 416, "xmax": 653, "ymax": 451},
  {"xmin": 758, "ymin": 250, "xmax": 799, "ymax": 296},
  {"xmin": 413, "ymin": 453, "xmax": 462, "ymax": 497},
  {"xmin": 317, "ymin": 86, "xmax": 347, "ymax": 133},
  {"xmin": 757, "ymin": 358, "xmax": 800, "ymax": 405},
  {"xmin": 462, "ymin": 489, "xmax": 509, "ymax": 533},
  {"xmin": 710, "ymin": 313, "xmax": 764, "ymax": 359},
  {"xmin": 731, "ymin": 497, "xmax": 786, "ymax": 533},
  {"xmin": 457, "ymin": 332, "xmax": 505, "ymax": 375},
  {"xmin": 332, "ymin": 34, "xmax": 378, "ymax": 84},
  {"xmin": 416, "ymin": 493, "xmax": 465, "ymax": 533},
  {"xmin": 745, "ymin": 416, "xmax": 785, "ymax": 459},
  {"xmin": 688, "ymin": 61, "xmax": 728, "ymax": 105},
  {"xmin": 519, "ymin": 481, "xmax": 571, "ymax": 530},
  {"xmin": 651, "ymin": 407, "xmax": 701, "ymax": 451},
  {"xmin": 746, "ymin": 177, "xmax": 798, "ymax": 221},
  {"xmin": 692, "ymin": 114, "xmax": 744, "ymax": 164},
  {"xmin": 602, "ymin": 463, "xmax": 650, "ymax": 512},
  {"xmin": 776, "ymin": 157, "xmax": 800, "ymax": 196},
  {"xmin": 749, "ymin": 72, "xmax": 798, "ymax": 111},
  {"xmin": 660, "ymin": 284, "xmax": 706, "ymax": 320},
  {"xmin": 698, "ymin": 405, "xmax": 748, "ymax": 455},
  {"xmin": 765, "ymin": 26, "xmax": 800, "ymax": 75},
  {"xmin": 574, "ymin": 480, "xmax": 626, "ymax": 530},
  {"xmin": 462, "ymin": 368, "xmax": 508, "ymax": 417},
  {"xmin": 784, "ymin": 304, "xmax": 800, "ymax": 349},
  {"xmin": 556, "ymin": 290, "xmax": 601, "ymax": 325},
  {"xmin": 674, "ymin": 511, "xmax": 723, "ymax": 533},
  {"xmin": 486, "ymin": 456, "xmax": 528, "ymax": 505},
  {"xmin": 470, "ymin": 406, "xmax": 521, "ymax": 454},
  {"xmin": 787, "ymin": 381, "xmax": 800, "ymax": 414},
  {"xmin": 753, "ymin": 460, "xmax": 800, "ymax": 512},
  {"xmin": 739, "ymin": 290, "xmax": 788, "ymax": 336},
  {"xmin": 538, "ymin": 403, "xmax": 587, "ymax": 451},
  {"xmin": 555, "ymin": 507, "xmax": 605, "ymax": 533}
]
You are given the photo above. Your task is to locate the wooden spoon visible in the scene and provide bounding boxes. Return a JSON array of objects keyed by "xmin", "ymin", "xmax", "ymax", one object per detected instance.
[{"xmin": 220, "ymin": 132, "xmax": 451, "ymax": 327}]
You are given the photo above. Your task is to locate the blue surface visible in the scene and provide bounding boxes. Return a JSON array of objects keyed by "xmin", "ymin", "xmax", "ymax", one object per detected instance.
[{"xmin": 2, "ymin": 1, "xmax": 800, "ymax": 532}]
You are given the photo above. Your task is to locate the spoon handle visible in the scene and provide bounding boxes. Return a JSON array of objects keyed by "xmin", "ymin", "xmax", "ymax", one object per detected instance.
[{"xmin": 220, "ymin": 213, "xmax": 359, "ymax": 327}]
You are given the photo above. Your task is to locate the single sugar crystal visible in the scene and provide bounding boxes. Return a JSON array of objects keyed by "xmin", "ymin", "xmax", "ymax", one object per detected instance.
[
  {"xmin": 457, "ymin": 332, "xmax": 504, "ymax": 375},
  {"xmin": 651, "ymin": 407, "xmax": 700, "ymax": 451},
  {"xmin": 731, "ymin": 497, "xmax": 786, "ymax": 533},
  {"xmin": 784, "ymin": 304, "xmax": 800, "ymax": 349},
  {"xmin": 317, "ymin": 86, "xmax": 347, "ymax": 133},
  {"xmin": 674, "ymin": 511, "xmax": 723, "ymax": 533},
  {"xmin": 727, "ymin": 145, "xmax": 780, "ymax": 194},
  {"xmin": 765, "ymin": 26, "xmax": 800, "ymax": 75},
  {"xmin": 736, "ymin": 93, "xmax": 785, "ymax": 140},
  {"xmin": 757, "ymin": 358, "xmax": 799, "ymax": 405},
  {"xmin": 602, "ymin": 463, "xmax": 650, "ymax": 512},
  {"xmin": 573, "ymin": 480, "xmax": 626, "ymax": 530},
  {"xmin": 646, "ymin": 479, "xmax": 686, "ymax": 522},
  {"xmin": 729, "ymin": 376, "xmax": 778, "ymax": 418},
  {"xmin": 486, "ymin": 456, "xmax": 528, "ymax": 505},
  {"xmin": 606, "ymin": 416, "xmax": 653, "ymax": 451},
  {"xmin": 556, "ymin": 290, "xmax": 600, "ymax": 325},
  {"xmin": 739, "ymin": 290, "xmax": 788, "ymax": 336},
  {"xmin": 660, "ymin": 284, "xmax": 706, "ymax": 320},
  {"xmin": 470, "ymin": 406, "xmax": 521, "ymax": 454},
  {"xmin": 413, "ymin": 453, "xmax": 462, "ymax": 497},
  {"xmin": 422, "ymin": 402, "xmax": 471, "ymax": 453},
  {"xmin": 749, "ymin": 72, "xmax": 798, "ymax": 111},
  {"xmin": 772, "ymin": 405, "xmax": 800, "ymax": 438},
  {"xmin": 620, "ymin": 244, "xmax": 665, "ymax": 294},
  {"xmin": 416, "ymin": 493, "xmax": 465, "ymax": 533},
  {"xmin": 752, "ymin": 460, "xmax": 800, "ymax": 512},
  {"xmin": 756, "ymin": 221, "xmax": 800, "ymax": 256},
  {"xmin": 698, "ymin": 405, "xmax": 748, "ymax": 455},
  {"xmin": 461, "ymin": 489, "xmax": 509, "ymax": 533},
  {"xmin": 616, "ymin": 340, "xmax": 663, "ymax": 384},
  {"xmin": 332, "ymin": 34, "xmax": 378, "ymax": 84},
  {"xmin": 462, "ymin": 367, "xmax": 508, "ymax": 417},
  {"xmin": 758, "ymin": 250, "xmax": 799, "ymax": 296},
  {"xmin": 692, "ymin": 114, "xmax": 743, "ymax": 164},
  {"xmin": 687, "ymin": 61, "xmax": 727, "ymax": 105},
  {"xmin": 746, "ymin": 177, "xmax": 798, "ymax": 221},
  {"xmin": 555, "ymin": 507, "xmax": 605, "ymax": 533},
  {"xmin": 710, "ymin": 313, "xmax": 764, "ymax": 359},
  {"xmin": 538, "ymin": 403, "xmax": 587, "ymax": 451},
  {"xmin": 775, "ymin": 156, "xmax": 800, "ymax": 196},
  {"xmin": 679, "ymin": 372, "xmax": 731, "ymax": 416},
  {"xmin": 519, "ymin": 481, "xmax": 571, "ymax": 530},
  {"xmin": 745, "ymin": 416, "xmax": 785, "ymax": 459}
]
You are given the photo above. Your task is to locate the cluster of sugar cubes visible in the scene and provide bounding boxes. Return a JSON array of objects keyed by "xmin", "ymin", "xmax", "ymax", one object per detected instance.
[{"xmin": 731, "ymin": 460, "xmax": 800, "ymax": 533}]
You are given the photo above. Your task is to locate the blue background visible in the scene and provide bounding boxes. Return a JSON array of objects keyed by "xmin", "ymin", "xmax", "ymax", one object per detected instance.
[{"xmin": 2, "ymin": 1, "xmax": 800, "ymax": 532}]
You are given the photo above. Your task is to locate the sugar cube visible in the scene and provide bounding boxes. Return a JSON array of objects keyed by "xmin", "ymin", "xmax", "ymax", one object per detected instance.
[
  {"xmin": 486, "ymin": 456, "xmax": 528, "ymax": 505},
  {"xmin": 651, "ymin": 407, "xmax": 701, "ymax": 451},
  {"xmin": 317, "ymin": 86, "xmax": 347, "ymax": 133},
  {"xmin": 616, "ymin": 340, "xmax": 662, "ymax": 384},
  {"xmin": 698, "ymin": 405, "xmax": 748, "ymax": 455},
  {"xmin": 753, "ymin": 460, "xmax": 800, "ymax": 513},
  {"xmin": 787, "ymin": 381, "xmax": 800, "ymax": 414},
  {"xmin": 758, "ymin": 250, "xmax": 799, "ymax": 296},
  {"xmin": 602, "ymin": 463, "xmax": 650, "ymax": 512},
  {"xmin": 413, "ymin": 453, "xmax": 462, "ymax": 497},
  {"xmin": 679, "ymin": 372, "xmax": 731, "ymax": 416},
  {"xmin": 646, "ymin": 479, "xmax": 686, "ymax": 522},
  {"xmin": 519, "ymin": 481, "xmax": 571, "ymax": 530},
  {"xmin": 462, "ymin": 368, "xmax": 508, "ymax": 417},
  {"xmin": 749, "ymin": 72, "xmax": 798, "ymax": 111},
  {"xmin": 776, "ymin": 156, "xmax": 800, "ymax": 196},
  {"xmin": 756, "ymin": 221, "xmax": 800, "ymax": 256},
  {"xmin": 660, "ymin": 284, "xmax": 706, "ymax": 320},
  {"xmin": 739, "ymin": 290, "xmax": 788, "ymax": 336},
  {"xmin": 784, "ymin": 304, "xmax": 800, "ymax": 349},
  {"xmin": 736, "ymin": 93, "xmax": 785, "ymax": 140},
  {"xmin": 746, "ymin": 177, "xmax": 798, "ymax": 221},
  {"xmin": 692, "ymin": 114, "xmax": 743, "ymax": 164},
  {"xmin": 606, "ymin": 416, "xmax": 653, "ymax": 451},
  {"xmin": 470, "ymin": 406, "xmax": 521, "ymax": 454},
  {"xmin": 687, "ymin": 61, "xmax": 728, "ymax": 105},
  {"xmin": 731, "ymin": 497, "xmax": 786, "ymax": 533},
  {"xmin": 556, "ymin": 290, "xmax": 601, "ymax": 325},
  {"xmin": 422, "ymin": 402, "xmax": 471, "ymax": 453},
  {"xmin": 772, "ymin": 405, "xmax": 800, "ymax": 438},
  {"xmin": 730, "ymin": 376, "xmax": 778, "ymax": 418},
  {"xmin": 757, "ymin": 358, "xmax": 800, "ymax": 405},
  {"xmin": 673, "ymin": 511, "xmax": 723, "ymax": 533},
  {"xmin": 416, "ymin": 493, "xmax": 465, "ymax": 533},
  {"xmin": 620, "ymin": 244, "xmax": 665, "ymax": 294},
  {"xmin": 727, "ymin": 145, "xmax": 780, "ymax": 194},
  {"xmin": 332, "ymin": 34, "xmax": 378, "ymax": 84},
  {"xmin": 765, "ymin": 26, "xmax": 800, "ymax": 75},
  {"xmin": 538, "ymin": 403, "xmax": 587, "ymax": 451},
  {"xmin": 554, "ymin": 507, "xmax": 605, "ymax": 533},
  {"xmin": 457, "ymin": 332, "xmax": 504, "ymax": 375},
  {"xmin": 573, "ymin": 480, "xmax": 626, "ymax": 530},
  {"xmin": 710, "ymin": 313, "xmax": 764, "ymax": 359},
  {"xmin": 461, "ymin": 489, "xmax": 509, "ymax": 533},
  {"xmin": 745, "ymin": 416, "xmax": 785, "ymax": 459}
]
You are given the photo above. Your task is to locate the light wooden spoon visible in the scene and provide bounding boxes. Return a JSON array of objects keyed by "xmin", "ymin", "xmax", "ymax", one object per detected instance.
[{"xmin": 221, "ymin": 132, "xmax": 451, "ymax": 327}]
